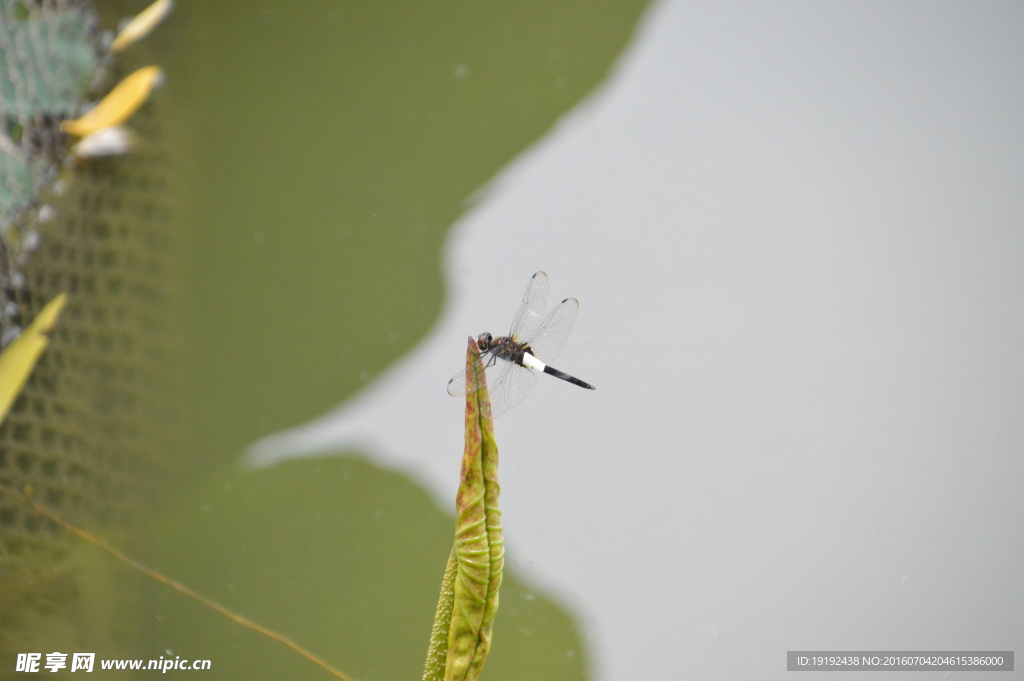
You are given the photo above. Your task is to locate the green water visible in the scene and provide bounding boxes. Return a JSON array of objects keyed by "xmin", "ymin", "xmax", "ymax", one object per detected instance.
[
  {"xmin": 148, "ymin": 458, "xmax": 587, "ymax": 680},
  {"xmin": 168, "ymin": 1, "xmax": 649, "ymax": 468},
  {"xmin": 111, "ymin": 1, "xmax": 650, "ymax": 678}
]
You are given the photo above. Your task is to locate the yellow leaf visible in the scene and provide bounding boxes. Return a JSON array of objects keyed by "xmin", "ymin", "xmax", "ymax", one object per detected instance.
[
  {"xmin": 0, "ymin": 293, "xmax": 67, "ymax": 426},
  {"xmin": 110, "ymin": 0, "xmax": 175, "ymax": 53},
  {"xmin": 60, "ymin": 66, "xmax": 163, "ymax": 137}
]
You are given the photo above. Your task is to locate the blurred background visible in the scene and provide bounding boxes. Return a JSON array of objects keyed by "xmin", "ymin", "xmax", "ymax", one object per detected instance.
[{"xmin": 5, "ymin": 1, "xmax": 1022, "ymax": 679}]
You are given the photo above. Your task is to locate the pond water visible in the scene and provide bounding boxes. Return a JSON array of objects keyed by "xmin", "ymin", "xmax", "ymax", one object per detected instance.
[
  {"xmin": 135, "ymin": 1, "xmax": 1024, "ymax": 679},
  {"xmin": 138, "ymin": 1, "xmax": 647, "ymax": 680}
]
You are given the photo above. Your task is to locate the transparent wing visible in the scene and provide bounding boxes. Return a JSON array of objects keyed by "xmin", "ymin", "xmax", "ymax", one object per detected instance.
[
  {"xmin": 525, "ymin": 297, "xmax": 578, "ymax": 363},
  {"xmin": 488, "ymin": 360, "xmax": 538, "ymax": 418},
  {"xmin": 446, "ymin": 349, "xmax": 508, "ymax": 397},
  {"xmin": 446, "ymin": 365, "xmax": 473, "ymax": 397},
  {"xmin": 508, "ymin": 271, "xmax": 548, "ymax": 341}
]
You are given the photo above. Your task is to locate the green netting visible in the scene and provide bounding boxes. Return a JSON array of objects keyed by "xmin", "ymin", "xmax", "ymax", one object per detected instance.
[
  {"xmin": 0, "ymin": 0, "xmax": 179, "ymax": 672},
  {"xmin": 0, "ymin": 9, "xmax": 96, "ymax": 116},
  {"xmin": 0, "ymin": 2, "xmax": 99, "ymax": 229}
]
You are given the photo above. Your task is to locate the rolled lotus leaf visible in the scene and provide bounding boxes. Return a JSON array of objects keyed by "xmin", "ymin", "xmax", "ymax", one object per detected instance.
[{"xmin": 423, "ymin": 337, "xmax": 504, "ymax": 681}]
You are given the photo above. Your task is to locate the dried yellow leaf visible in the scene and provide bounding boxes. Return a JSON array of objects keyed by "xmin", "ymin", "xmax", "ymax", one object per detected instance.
[
  {"xmin": 60, "ymin": 66, "xmax": 163, "ymax": 137},
  {"xmin": 110, "ymin": 0, "xmax": 174, "ymax": 53},
  {"xmin": 0, "ymin": 293, "xmax": 67, "ymax": 427}
]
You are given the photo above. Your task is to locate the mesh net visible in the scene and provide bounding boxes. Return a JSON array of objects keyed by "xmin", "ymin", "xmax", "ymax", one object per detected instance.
[{"xmin": 0, "ymin": 0, "xmax": 180, "ymax": 669}]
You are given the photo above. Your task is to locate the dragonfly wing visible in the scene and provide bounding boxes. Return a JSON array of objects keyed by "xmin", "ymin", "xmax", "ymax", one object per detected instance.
[
  {"xmin": 508, "ymin": 271, "xmax": 548, "ymax": 341},
  {"xmin": 447, "ymin": 365, "xmax": 472, "ymax": 396},
  {"xmin": 525, "ymin": 297, "xmax": 578, "ymax": 363},
  {"xmin": 489, "ymin": 360, "xmax": 538, "ymax": 418}
]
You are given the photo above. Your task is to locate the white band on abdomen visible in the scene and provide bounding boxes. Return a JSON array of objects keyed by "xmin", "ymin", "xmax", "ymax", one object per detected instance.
[{"xmin": 521, "ymin": 352, "xmax": 546, "ymax": 371}]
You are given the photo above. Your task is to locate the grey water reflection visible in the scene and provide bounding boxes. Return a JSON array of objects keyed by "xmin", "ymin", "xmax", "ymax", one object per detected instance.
[
  {"xmin": 252, "ymin": 1, "xmax": 1024, "ymax": 680},
  {"xmin": 138, "ymin": 1, "xmax": 650, "ymax": 680}
]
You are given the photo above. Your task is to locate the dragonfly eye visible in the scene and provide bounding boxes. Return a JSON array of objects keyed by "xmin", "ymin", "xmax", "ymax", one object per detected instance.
[{"xmin": 477, "ymin": 332, "xmax": 492, "ymax": 350}]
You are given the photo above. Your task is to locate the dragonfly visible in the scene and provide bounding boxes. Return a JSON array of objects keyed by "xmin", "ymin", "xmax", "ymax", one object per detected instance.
[{"xmin": 447, "ymin": 271, "xmax": 595, "ymax": 417}]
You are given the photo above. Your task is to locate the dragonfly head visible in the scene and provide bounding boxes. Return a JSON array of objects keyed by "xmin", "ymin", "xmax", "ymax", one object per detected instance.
[{"xmin": 476, "ymin": 332, "xmax": 494, "ymax": 351}]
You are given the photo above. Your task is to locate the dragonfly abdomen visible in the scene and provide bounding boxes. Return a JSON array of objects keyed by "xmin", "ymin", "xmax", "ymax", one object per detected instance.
[
  {"xmin": 542, "ymin": 365, "xmax": 595, "ymax": 390},
  {"xmin": 521, "ymin": 351, "xmax": 595, "ymax": 390}
]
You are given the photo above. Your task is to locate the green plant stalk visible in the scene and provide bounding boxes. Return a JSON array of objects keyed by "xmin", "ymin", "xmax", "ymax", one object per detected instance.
[{"xmin": 423, "ymin": 337, "xmax": 504, "ymax": 681}]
